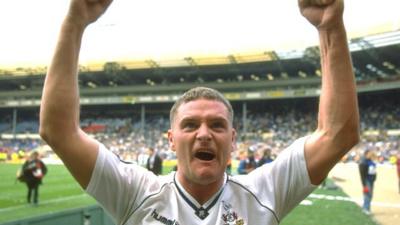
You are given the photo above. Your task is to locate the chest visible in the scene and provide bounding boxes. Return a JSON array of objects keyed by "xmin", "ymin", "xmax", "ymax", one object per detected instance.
[{"xmin": 124, "ymin": 187, "xmax": 278, "ymax": 225}]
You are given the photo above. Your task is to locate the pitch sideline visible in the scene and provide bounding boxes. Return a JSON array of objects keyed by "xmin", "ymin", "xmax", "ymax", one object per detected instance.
[
  {"xmin": 0, "ymin": 193, "xmax": 89, "ymax": 213},
  {"xmin": 302, "ymin": 193, "xmax": 400, "ymax": 209}
]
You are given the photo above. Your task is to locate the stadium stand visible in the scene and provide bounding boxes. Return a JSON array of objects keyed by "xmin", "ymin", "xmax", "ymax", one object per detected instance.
[
  {"xmin": 0, "ymin": 30, "xmax": 399, "ymax": 163},
  {"xmin": 0, "ymin": 89, "xmax": 399, "ymax": 165}
]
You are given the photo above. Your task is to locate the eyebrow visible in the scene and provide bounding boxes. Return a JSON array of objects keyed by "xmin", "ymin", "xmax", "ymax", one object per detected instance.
[
  {"xmin": 178, "ymin": 116, "xmax": 230, "ymax": 128},
  {"xmin": 180, "ymin": 114, "xmax": 228, "ymax": 122}
]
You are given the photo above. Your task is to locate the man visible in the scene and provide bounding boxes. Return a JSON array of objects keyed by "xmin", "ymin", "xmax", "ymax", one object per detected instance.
[
  {"xmin": 358, "ymin": 150, "xmax": 377, "ymax": 214},
  {"xmin": 257, "ymin": 147, "xmax": 274, "ymax": 167},
  {"xmin": 21, "ymin": 151, "xmax": 47, "ymax": 205},
  {"xmin": 146, "ymin": 147, "xmax": 163, "ymax": 175},
  {"xmin": 39, "ymin": 0, "xmax": 359, "ymax": 224},
  {"xmin": 237, "ymin": 149, "xmax": 257, "ymax": 175}
]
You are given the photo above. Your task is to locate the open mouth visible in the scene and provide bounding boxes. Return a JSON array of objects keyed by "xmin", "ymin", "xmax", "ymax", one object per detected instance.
[{"xmin": 194, "ymin": 151, "xmax": 216, "ymax": 161}]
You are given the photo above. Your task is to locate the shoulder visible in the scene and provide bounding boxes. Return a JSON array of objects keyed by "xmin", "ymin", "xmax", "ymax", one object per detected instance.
[{"xmin": 225, "ymin": 176, "xmax": 261, "ymax": 206}]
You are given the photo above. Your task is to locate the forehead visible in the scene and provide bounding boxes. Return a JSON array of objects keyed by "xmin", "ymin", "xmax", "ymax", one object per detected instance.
[{"xmin": 175, "ymin": 99, "xmax": 230, "ymax": 121}]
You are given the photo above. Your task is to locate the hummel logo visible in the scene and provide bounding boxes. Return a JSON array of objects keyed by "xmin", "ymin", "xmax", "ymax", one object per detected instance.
[{"xmin": 151, "ymin": 209, "xmax": 180, "ymax": 225}]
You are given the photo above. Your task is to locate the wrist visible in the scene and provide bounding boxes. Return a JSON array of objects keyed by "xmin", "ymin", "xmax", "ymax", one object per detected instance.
[
  {"xmin": 318, "ymin": 21, "xmax": 348, "ymax": 56},
  {"xmin": 63, "ymin": 14, "xmax": 90, "ymax": 32},
  {"xmin": 60, "ymin": 18, "xmax": 87, "ymax": 39}
]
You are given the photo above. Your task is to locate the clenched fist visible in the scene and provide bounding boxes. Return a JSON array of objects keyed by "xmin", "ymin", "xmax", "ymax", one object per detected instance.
[{"xmin": 298, "ymin": 0, "xmax": 344, "ymax": 29}]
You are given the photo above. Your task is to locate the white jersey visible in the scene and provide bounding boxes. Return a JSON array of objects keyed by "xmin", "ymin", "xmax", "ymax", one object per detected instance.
[{"xmin": 86, "ymin": 137, "xmax": 316, "ymax": 225}]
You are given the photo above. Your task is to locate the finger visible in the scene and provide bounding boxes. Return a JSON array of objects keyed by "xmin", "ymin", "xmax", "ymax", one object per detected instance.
[{"xmin": 301, "ymin": 0, "xmax": 335, "ymax": 6}]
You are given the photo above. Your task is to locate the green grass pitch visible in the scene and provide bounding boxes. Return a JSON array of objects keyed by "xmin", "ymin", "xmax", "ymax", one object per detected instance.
[
  {"xmin": 0, "ymin": 163, "xmax": 377, "ymax": 224},
  {"xmin": 0, "ymin": 163, "xmax": 96, "ymax": 223},
  {"xmin": 281, "ymin": 187, "xmax": 377, "ymax": 225}
]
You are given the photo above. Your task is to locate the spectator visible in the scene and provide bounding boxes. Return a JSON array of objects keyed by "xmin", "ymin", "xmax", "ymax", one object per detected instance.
[
  {"xmin": 257, "ymin": 147, "xmax": 274, "ymax": 167},
  {"xmin": 237, "ymin": 150, "xmax": 257, "ymax": 174},
  {"xmin": 359, "ymin": 150, "xmax": 377, "ymax": 214},
  {"xmin": 146, "ymin": 147, "xmax": 163, "ymax": 175},
  {"xmin": 21, "ymin": 151, "xmax": 47, "ymax": 205}
]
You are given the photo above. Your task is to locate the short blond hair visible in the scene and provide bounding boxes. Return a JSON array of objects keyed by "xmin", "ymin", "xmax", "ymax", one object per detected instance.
[{"xmin": 169, "ymin": 87, "xmax": 234, "ymax": 125}]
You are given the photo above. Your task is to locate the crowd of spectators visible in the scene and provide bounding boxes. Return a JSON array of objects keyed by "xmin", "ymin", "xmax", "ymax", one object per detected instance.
[{"xmin": 0, "ymin": 92, "xmax": 399, "ymax": 166}]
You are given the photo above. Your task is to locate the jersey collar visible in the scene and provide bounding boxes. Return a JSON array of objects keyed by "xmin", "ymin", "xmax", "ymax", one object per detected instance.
[{"xmin": 173, "ymin": 173, "xmax": 227, "ymax": 220}]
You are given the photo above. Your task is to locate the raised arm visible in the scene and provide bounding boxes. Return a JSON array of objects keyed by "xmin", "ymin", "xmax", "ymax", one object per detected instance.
[
  {"xmin": 39, "ymin": 0, "xmax": 113, "ymax": 188},
  {"xmin": 299, "ymin": 0, "xmax": 360, "ymax": 184}
]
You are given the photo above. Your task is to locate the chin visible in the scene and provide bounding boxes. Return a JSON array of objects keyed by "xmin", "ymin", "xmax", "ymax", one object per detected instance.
[{"xmin": 194, "ymin": 168, "xmax": 223, "ymax": 185}]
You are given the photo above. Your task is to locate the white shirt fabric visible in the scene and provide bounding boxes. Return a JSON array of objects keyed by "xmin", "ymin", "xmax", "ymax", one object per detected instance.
[{"xmin": 86, "ymin": 136, "xmax": 316, "ymax": 225}]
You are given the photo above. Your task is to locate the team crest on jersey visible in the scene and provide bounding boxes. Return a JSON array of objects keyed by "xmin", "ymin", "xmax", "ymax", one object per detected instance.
[{"xmin": 221, "ymin": 201, "xmax": 245, "ymax": 225}]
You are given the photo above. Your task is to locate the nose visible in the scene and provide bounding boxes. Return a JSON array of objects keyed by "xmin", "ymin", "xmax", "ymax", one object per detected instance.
[{"xmin": 196, "ymin": 123, "xmax": 212, "ymax": 141}]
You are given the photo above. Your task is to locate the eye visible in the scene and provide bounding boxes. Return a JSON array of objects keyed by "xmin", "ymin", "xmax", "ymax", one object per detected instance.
[
  {"xmin": 181, "ymin": 121, "xmax": 198, "ymax": 130},
  {"xmin": 211, "ymin": 121, "xmax": 227, "ymax": 130}
]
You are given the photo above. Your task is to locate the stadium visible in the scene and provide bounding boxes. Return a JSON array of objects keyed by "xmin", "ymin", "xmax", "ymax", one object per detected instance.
[{"xmin": 1, "ymin": 0, "xmax": 400, "ymax": 225}]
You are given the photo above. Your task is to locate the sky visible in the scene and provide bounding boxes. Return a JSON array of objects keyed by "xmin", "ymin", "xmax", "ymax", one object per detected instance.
[{"xmin": 0, "ymin": 0, "xmax": 399, "ymax": 68}]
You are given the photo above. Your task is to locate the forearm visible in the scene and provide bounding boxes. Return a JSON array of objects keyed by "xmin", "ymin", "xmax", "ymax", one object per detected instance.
[
  {"xmin": 305, "ymin": 22, "xmax": 360, "ymax": 184},
  {"xmin": 317, "ymin": 22, "xmax": 360, "ymax": 153},
  {"xmin": 40, "ymin": 20, "xmax": 86, "ymax": 147}
]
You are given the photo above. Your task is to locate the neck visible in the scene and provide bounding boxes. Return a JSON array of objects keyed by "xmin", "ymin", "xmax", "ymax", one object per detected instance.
[{"xmin": 176, "ymin": 172, "xmax": 225, "ymax": 205}]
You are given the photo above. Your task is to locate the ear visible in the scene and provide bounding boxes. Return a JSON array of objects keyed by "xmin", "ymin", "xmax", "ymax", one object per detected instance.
[
  {"xmin": 167, "ymin": 129, "xmax": 176, "ymax": 152},
  {"xmin": 231, "ymin": 128, "xmax": 237, "ymax": 152}
]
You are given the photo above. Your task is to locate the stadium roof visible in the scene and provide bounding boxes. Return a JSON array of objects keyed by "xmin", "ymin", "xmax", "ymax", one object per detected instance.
[{"xmin": 0, "ymin": 39, "xmax": 399, "ymax": 103}]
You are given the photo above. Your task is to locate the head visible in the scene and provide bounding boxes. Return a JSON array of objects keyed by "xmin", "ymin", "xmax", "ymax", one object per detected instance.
[
  {"xmin": 30, "ymin": 151, "xmax": 39, "ymax": 160},
  {"xmin": 238, "ymin": 150, "xmax": 248, "ymax": 160},
  {"xmin": 168, "ymin": 87, "xmax": 236, "ymax": 187},
  {"xmin": 364, "ymin": 150, "xmax": 376, "ymax": 160},
  {"xmin": 170, "ymin": 87, "xmax": 234, "ymax": 125},
  {"xmin": 147, "ymin": 147, "xmax": 155, "ymax": 155},
  {"xmin": 259, "ymin": 147, "xmax": 271, "ymax": 158}
]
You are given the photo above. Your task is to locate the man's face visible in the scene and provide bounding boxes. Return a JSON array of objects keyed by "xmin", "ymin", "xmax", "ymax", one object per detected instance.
[{"xmin": 168, "ymin": 99, "xmax": 236, "ymax": 186}]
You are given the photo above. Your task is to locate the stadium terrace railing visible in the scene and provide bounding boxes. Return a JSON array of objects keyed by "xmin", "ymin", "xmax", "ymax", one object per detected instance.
[{"xmin": 0, "ymin": 205, "xmax": 115, "ymax": 225}]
